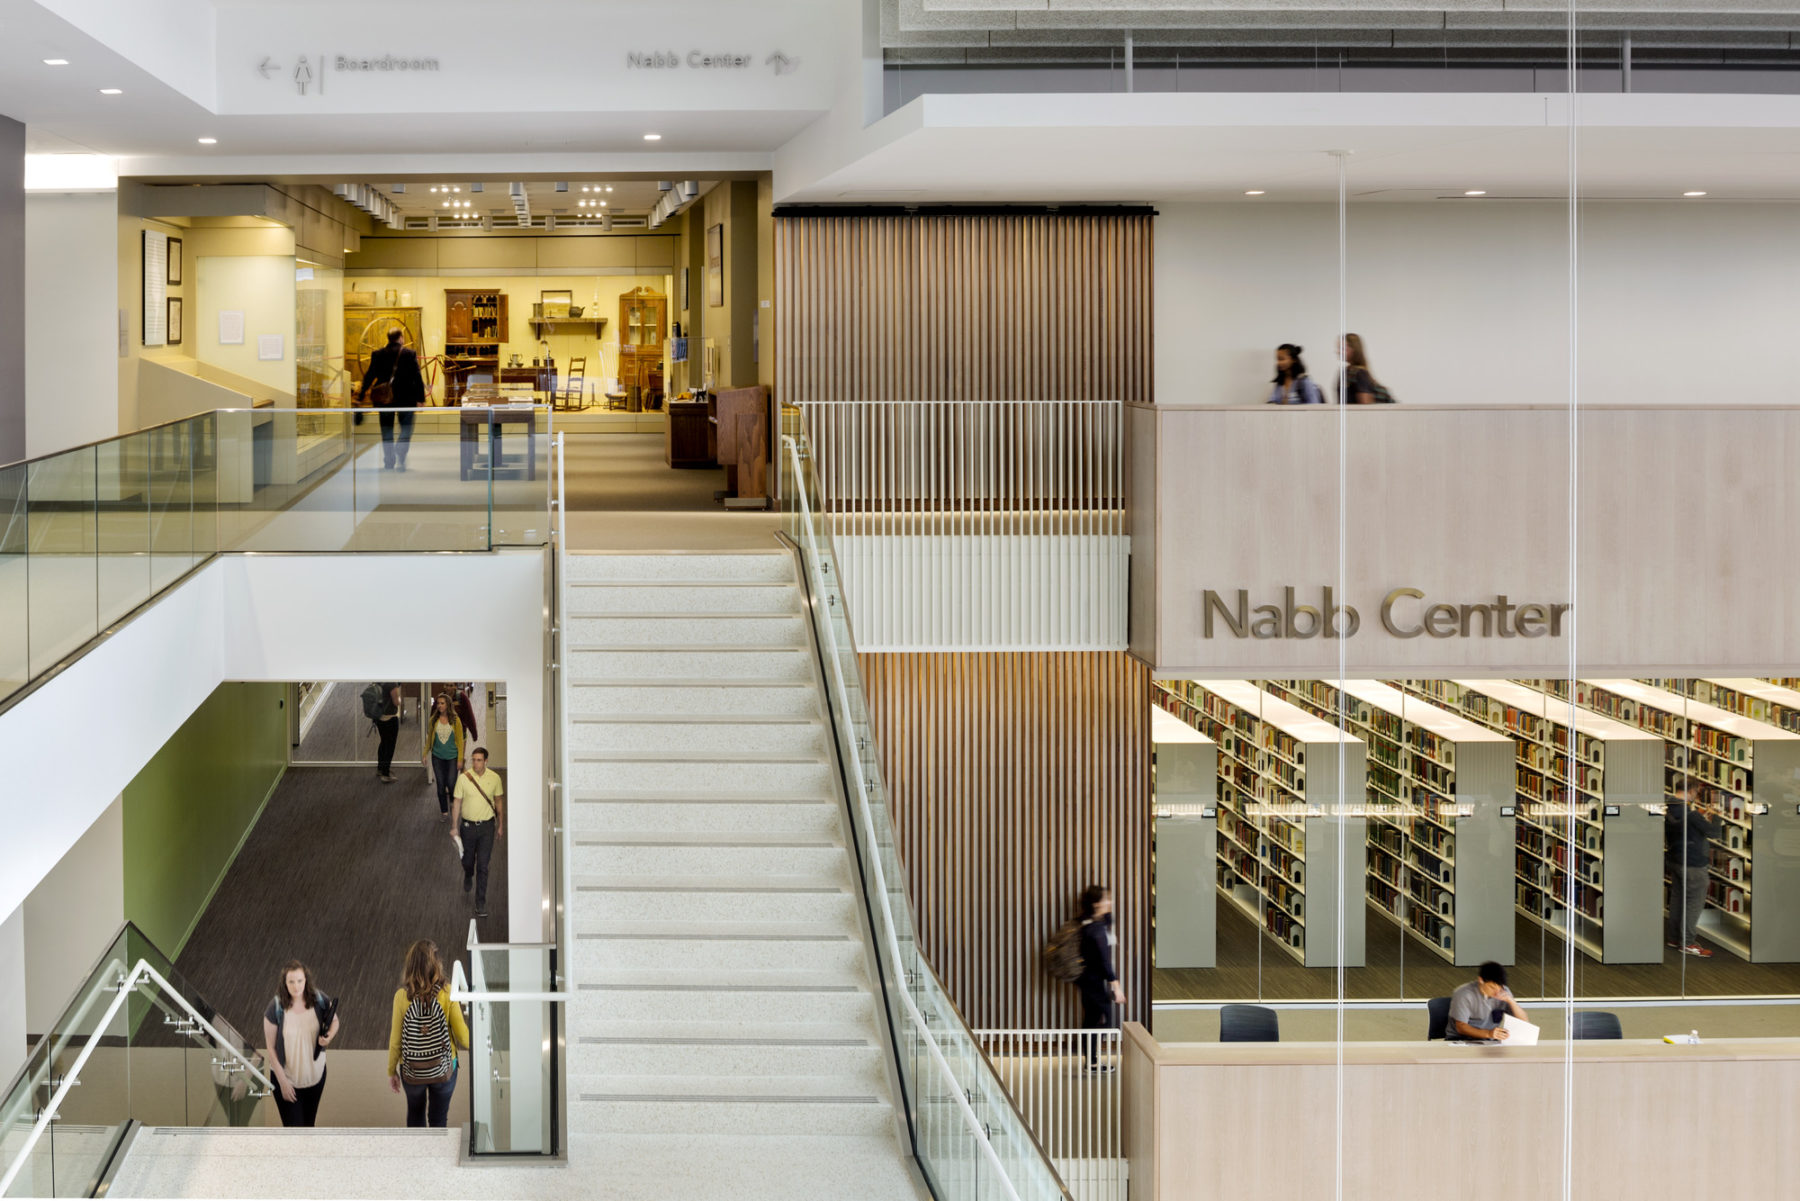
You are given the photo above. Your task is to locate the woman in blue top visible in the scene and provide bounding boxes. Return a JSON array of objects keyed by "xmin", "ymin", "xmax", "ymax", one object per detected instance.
[{"xmin": 1266, "ymin": 344, "xmax": 1325, "ymax": 405}]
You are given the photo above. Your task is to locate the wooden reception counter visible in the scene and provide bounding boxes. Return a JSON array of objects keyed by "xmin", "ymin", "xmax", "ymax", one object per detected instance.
[{"xmin": 1122, "ymin": 1020, "xmax": 1800, "ymax": 1200}]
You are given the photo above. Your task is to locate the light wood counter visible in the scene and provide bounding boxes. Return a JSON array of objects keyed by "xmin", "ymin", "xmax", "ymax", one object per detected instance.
[{"xmin": 1123, "ymin": 1020, "xmax": 1800, "ymax": 1200}]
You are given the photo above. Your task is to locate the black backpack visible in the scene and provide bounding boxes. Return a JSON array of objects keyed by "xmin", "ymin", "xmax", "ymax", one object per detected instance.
[{"xmin": 361, "ymin": 683, "xmax": 385, "ymax": 723}]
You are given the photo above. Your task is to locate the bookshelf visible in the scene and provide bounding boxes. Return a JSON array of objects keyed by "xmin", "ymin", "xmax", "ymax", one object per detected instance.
[
  {"xmin": 1155, "ymin": 679, "xmax": 1366, "ymax": 968},
  {"xmin": 1402, "ymin": 680, "xmax": 1664, "ymax": 963},
  {"xmin": 1542, "ymin": 679, "xmax": 1800, "ymax": 963},
  {"xmin": 1651, "ymin": 679, "xmax": 1800, "ymax": 735},
  {"xmin": 1150, "ymin": 705, "xmax": 1218, "ymax": 970},
  {"xmin": 1262, "ymin": 680, "xmax": 1514, "ymax": 966}
]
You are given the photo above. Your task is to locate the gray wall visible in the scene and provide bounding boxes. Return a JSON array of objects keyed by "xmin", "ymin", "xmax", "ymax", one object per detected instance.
[{"xmin": 0, "ymin": 116, "xmax": 24, "ymax": 462}]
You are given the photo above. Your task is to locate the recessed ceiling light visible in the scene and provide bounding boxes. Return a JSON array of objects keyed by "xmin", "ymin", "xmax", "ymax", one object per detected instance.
[
  {"xmin": 643, "ymin": 133, "xmax": 662, "ymax": 141},
  {"xmin": 99, "ymin": 88, "xmax": 122, "ymax": 95},
  {"xmin": 1243, "ymin": 190, "xmax": 1265, "ymax": 196},
  {"xmin": 43, "ymin": 59, "xmax": 69, "ymax": 67},
  {"xmin": 429, "ymin": 186, "xmax": 438, "ymax": 193},
  {"xmin": 605, "ymin": 186, "xmax": 613, "ymax": 193},
  {"xmin": 452, "ymin": 186, "xmax": 460, "ymax": 193},
  {"xmin": 599, "ymin": 200, "xmax": 606, "ymax": 207},
  {"xmin": 1684, "ymin": 190, "xmax": 1707, "ymax": 197},
  {"xmin": 1464, "ymin": 190, "xmax": 1487, "ymax": 196},
  {"xmin": 197, "ymin": 137, "xmax": 217, "ymax": 145}
]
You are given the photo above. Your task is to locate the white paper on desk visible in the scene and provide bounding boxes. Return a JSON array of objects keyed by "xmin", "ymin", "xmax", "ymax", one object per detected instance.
[{"xmin": 1502, "ymin": 1015, "xmax": 1540, "ymax": 1046}]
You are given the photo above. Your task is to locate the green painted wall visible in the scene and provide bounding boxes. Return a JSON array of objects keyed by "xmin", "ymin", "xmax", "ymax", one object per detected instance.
[{"xmin": 122, "ymin": 682, "xmax": 287, "ymax": 955}]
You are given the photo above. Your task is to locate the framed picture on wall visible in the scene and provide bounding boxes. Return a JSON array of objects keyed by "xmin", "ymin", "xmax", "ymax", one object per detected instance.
[
  {"xmin": 706, "ymin": 223, "xmax": 724, "ymax": 307},
  {"xmin": 166, "ymin": 297, "xmax": 183, "ymax": 345},
  {"xmin": 167, "ymin": 237, "xmax": 183, "ymax": 286}
]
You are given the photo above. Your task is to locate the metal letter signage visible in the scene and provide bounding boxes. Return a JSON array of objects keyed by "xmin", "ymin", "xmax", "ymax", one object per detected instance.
[{"xmin": 1201, "ymin": 587, "xmax": 1570, "ymax": 640}]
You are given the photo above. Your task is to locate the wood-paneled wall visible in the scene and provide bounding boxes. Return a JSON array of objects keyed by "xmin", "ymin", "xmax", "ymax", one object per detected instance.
[
  {"xmin": 775, "ymin": 211, "xmax": 1153, "ymax": 405},
  {"xmin": 859, "ymin": 651, "xmax": 1152, "ymax": 1030}
]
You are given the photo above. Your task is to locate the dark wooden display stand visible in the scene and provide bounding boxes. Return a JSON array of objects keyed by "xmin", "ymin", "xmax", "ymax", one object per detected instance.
[
  {"xmin": 459, "ymin": 407, "xmax": 538, "ymax": 481},
  {"xmin": 444, "ymin": 290, "xmax": 507, "ymax": 404},
  {"xmin": 715, "ymin": 385, "xmax": 771, "ymax": 508},
  {"xmin": 666, "ymin": 400, "xmax": 712, "ymax": 468}
]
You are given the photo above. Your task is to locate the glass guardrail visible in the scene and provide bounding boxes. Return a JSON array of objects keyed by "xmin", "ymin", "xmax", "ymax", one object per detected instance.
[
  {"xmin": 456, "ymin": 941, "xmax": 560, "ymax": 1159},
  {"xmin": 780, "ymin": 432, "xmax": 1072, "ymax": 1201},
  {"xmin": 0, "ymin": 922, "xmax": 272, "ymax": 1199},
  {"xmin": 0, "ymin": 406, "xmax": 553, "ymax": 711}
]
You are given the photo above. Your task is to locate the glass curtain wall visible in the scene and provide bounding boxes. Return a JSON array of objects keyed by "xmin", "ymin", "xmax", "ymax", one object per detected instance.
[{"xmin": 1143, "ymin": 2, "xmax": 1800, "ymax": 1190}]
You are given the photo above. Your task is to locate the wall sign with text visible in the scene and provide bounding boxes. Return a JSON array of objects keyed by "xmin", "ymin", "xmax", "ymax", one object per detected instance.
[{"xmin": 1201, "ymin": 587, "xmax": 1572, "ymax": 641}]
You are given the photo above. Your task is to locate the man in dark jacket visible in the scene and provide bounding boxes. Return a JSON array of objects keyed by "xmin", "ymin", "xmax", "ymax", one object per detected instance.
[
  {"xmin": 1076, "ymin": 884, "xmax": 1124, "ymax": 1071},
  {"xmin": 359, "ymin": 328, "xmax": 426, "ymax": 470},
  {"xmin": 1665, "ymin": 779, "xmax": 1720, "ymax": 957}
]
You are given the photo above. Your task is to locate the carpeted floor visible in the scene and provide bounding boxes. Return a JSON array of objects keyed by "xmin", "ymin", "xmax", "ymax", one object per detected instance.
[
  {"xmin": 563, "ymin": 432, "xmax": 725, "ymax": 512},
  {"xmin": 174, "ymin": 765, "xmax": 508, "ymax": 1052}
]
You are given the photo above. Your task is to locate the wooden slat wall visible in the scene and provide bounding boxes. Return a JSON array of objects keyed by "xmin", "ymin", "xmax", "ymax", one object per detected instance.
[
  {"xmin": 859, "ymin": 651, "xmax": 1152, "ymax": 1030},
  {"xmin": 775, "ymin": 211, "xmax": 1153, "ymax": 405}
]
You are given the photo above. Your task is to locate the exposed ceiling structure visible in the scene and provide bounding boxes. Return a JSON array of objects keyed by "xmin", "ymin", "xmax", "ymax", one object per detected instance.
[
  {"xmin": 344, "ymin": 180, "xmax": 706, "ymax": 227},
  {"xmin": 881, "ymin": 0, "xmax": 1800, "ymax": 67}
]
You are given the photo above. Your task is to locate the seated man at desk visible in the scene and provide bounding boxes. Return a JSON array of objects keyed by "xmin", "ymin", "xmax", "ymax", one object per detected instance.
[{"xmin": 1448, "ymin": 962, "xmax": 1529, "ymax": 1042}]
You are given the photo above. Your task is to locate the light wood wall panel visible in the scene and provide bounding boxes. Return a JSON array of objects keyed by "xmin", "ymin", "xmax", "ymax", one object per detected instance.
[
  {"xmin": 775, "ymin": 211, "xmax": 1153, "ymax": 405},
  {"xmin": 859, "ymin": 650, "xmax": 1152, "ymax": 1029}
]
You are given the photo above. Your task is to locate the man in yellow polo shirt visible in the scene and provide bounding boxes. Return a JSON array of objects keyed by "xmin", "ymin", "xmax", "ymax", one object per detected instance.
[{"xmin": 452, "ymin": 748, "xmax": 505, "ymax": 920}]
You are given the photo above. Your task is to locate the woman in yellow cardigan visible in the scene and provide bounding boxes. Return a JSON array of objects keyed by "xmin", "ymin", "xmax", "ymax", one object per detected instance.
[
  {"xmin": 386, "ymin": 939, "xmax": 470, "ymax": 1127},
  {"xmin": 424, "ymin": 693, "xmax": 466, "ymax": 822}
]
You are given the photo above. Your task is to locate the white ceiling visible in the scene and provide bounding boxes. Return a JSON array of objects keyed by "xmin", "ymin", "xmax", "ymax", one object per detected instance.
[{"xmin": 776, "ymin": 92, "xmax": 1800, "ymax": 204}]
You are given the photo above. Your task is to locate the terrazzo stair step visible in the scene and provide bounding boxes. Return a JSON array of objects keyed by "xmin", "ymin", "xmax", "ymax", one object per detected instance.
[
  {"xmin": 571, "ymin": 972, "xmax": 877, "ymax": 1026},
  {"xmin": 575, "ymin": 877, "xmax": 857, "ymax": 924},
  {"xmin": 568, "ymin": 614, "xmax": 806, "ymax": 648},
  {"xmin": 571, "ymin": 754, "xmax": 834, "ymax": 794},
  {"xmin": 569, "ymin": 582, "xmax": 799, "ymax": 615},
  {"xmin": 570, "ymin": 647, "xmax": 811, "ymax": 682},
  {"xmin": 573, "ymin": 921, "xmax": 865, "ymax": 974},
  {"xmin": 567, "ymin": 552, "xmax": 793, "ymax": 585},
  {"xmin": 570, "ymin": 1077, "xmax": 894, "ymax": 1136},
  {"xmin": 571, "ymin": 835, "xmax": 847, "ymax": 878},
  {"xmin": 571, "ymin": 796, "xmax": 842, "ymax": 836},
  {"xmin": 569, "ymin": 717, "xmax": 828, "ymax": 757},
  {"xmin": 569, "ymin": 1028, "xmax": 887, "ymax": 1079},
  {"xmin": 568, "ymin": 682, "xmax": 820, "ymax": 720}
]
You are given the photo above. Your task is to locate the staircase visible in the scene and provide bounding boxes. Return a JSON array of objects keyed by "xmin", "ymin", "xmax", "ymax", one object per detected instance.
[{"xmin": 562, "ymin": 549, "xmax": 926, "ymax": 1198}]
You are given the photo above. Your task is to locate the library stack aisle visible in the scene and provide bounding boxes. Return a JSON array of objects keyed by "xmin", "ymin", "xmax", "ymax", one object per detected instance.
[{"xmin": 1158, "ymin": 680, "xmax": 1367, "ymax": 969}]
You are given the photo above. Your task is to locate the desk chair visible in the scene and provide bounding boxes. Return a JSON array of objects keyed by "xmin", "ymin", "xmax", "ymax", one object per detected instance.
[
  {"xmin": 1571, "ymin": 1010, "xmax": 1623, "ymax": 1040},
  {"xmin": 1219, "ymin": 1004, "xmax": 1280, "ymax": 1043},
  {"xmin": 559, "ymin": 357, "xmax": 587, "ymax": 411},
  {"xmin": 1427, "ymin": 996, "xmax": 1452, "ymax": 1041}
]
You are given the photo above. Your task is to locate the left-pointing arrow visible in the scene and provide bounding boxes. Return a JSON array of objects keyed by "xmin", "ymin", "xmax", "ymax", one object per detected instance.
[{"xmin": 257, "ymin": 56, "xmax": 279, "ymax": 79}]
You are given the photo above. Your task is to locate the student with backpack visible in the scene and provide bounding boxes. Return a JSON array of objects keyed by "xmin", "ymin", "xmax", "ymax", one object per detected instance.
[
  {"xmin": 365, "ymin": 683, "xmax": 401, "ymax": 783},
  {"xmin": 1075, "ymin": 885, "xmax": 1123, "ymax": 1071},
  {"xmin": 386, "ymin": 939, "xmax": 469, "ymax": 1127}
]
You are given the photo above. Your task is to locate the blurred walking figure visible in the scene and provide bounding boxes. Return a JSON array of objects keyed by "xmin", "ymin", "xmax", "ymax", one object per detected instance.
[
  {"xmin": 1266, "ymin": 343, "xmax": 1325, "ymax": 405},
  {"xmin": 1337, "ymin": 333, "xmax": 1396, "ymax": 404},
  {"xmin": 1077, "ymin": 885, "xmax": 1124, "ymax": 1072}
]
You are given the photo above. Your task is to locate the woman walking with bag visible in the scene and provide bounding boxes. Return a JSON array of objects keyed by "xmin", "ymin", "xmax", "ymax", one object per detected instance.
[
  {"xmin": 424, "ymin": 692, "xmax": 464, "ymax": 822},
  {"xmin": 386, "ymin": 939, "xmax": 469, "ymax": 1127},
  {"xmin": 261, "ymin": 960, "xmax": 340, "ymax": 1127}
]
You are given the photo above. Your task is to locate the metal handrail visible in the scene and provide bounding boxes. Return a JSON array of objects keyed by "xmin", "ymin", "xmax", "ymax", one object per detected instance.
[
  {"xmin": 784, "ymin": 432, "xmax": 1071, "ymax": 1201},
  {"xmin": 0, "ymin": 958, "xmax": 272, "ymax": 1198}
]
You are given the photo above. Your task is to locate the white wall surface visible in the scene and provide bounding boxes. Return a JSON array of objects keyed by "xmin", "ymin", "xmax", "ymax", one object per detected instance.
[
  {"xmin": 0, "ymin": 549, "xmax": 548, "ymax": 947},
  {"xmin": 1155, "ymin": 201, "xmax": 1800, "ymax": 407},
  {"xmin": 0, "ymin": 905, "xmax": 25, "ymax": 1088},
  {"xmin": 25, "ymin": 192, "xmax": 121, "ymax": 457},
  {"xmin": 22, "ymin": 797, "xmax": 123, "ymax": 1034}
]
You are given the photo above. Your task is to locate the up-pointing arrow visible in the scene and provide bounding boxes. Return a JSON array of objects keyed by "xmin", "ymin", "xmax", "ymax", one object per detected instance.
[{"xmin": 257, "ymin": 56, "xmax": 279, "ymax": 79}]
